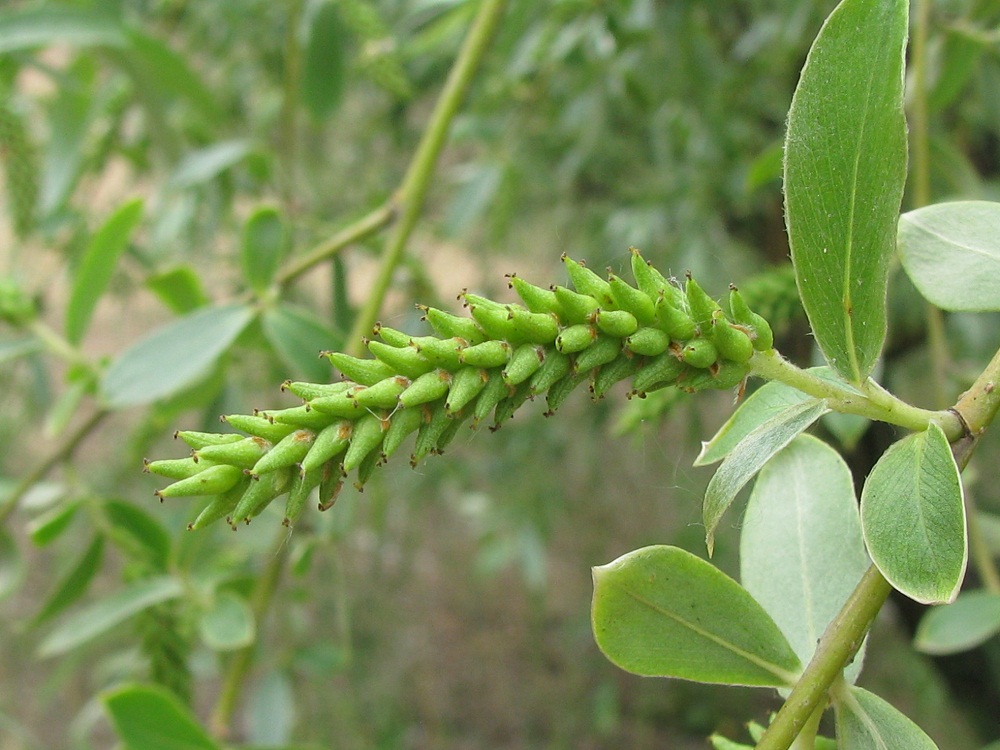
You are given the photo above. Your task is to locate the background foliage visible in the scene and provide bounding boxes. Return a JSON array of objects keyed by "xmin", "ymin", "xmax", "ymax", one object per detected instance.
[{"xmin": 3, "ymin": 0, "xmax": 1000, "ymax": 748}]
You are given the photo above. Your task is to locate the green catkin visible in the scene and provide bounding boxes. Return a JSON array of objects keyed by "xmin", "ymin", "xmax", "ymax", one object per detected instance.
[
  {"xmin": 729, "ymin": 286, "xmax": 774, "ymax": 351},
  {"xmin": 398, "ymin": 369, "xmax": 452, "ymax": 408},
  {"xmin": 174, "ymin": 431, "xmax": 244, "ymax": 450},
  {"xmin": 561, "ymin": 254, "xmax": 615, "ymax": 307},
  {"xmin": 468, "ymin": 303, "xmax": 522, "ymax": 343},
  {"xmin": 680, "ymin": 338, "xmax": 719, "ymax": 369},
  {"xmin": 629, "ymin": 247, "xmax": 672, "ymax": 301},
  {"xmin": 260, "ymin": 405, "xmax": 337, "ymax": 431},
  {"xmin": 412, "ymin": 406, "xmax": 454, "ymax": 465},
  {"xmin": 545, "ymin": 370, "xmax": 589, "ymax": 414},
  {"xmin": 324, "ymin": 352, "xmax": 396, "ymax": 385},
  {"xmin": 300, "ymin": 420, "xmax": 353, "ymax": 474},
  {"xmin": 194, "ymin": 437, "xmax": 271, "ymax": 470},
  {"xmin": 156, "ymin": 464, "xmax": 245, "ymax": 499},
  {"xmin": 552, "ymin": 285, "xmax": 601, "ymax": 324},
  {"xmin": 573, "ymin": 334, "xmax": 622, "ymax": 372},
  {"xmin": 145, "ymin": 456, "xmax": 215, "ymax": 480},
  {"xmin": 503, "ymin": 343, "xmax": 545, "ymax": 386},
  {"xmin": 231, "ymin": 467, "xmax": 295, "ymax": 525},
  {"xmin": 188, "ymin": 477, "xmax": 251, "ymax": 530},
  {"xmin": 445, "ymin": 367, "xmax": 490, "ymax": 414},
  {"xmin": 250, "ymin": 430, "xmax": 316, "ymax": 476},
  {"xmin": 508, "ymin": 274, "xmax": 566, "ymax": 318},
  {"xmin": 654, "ymin": 292, "xmax": 698, "ymax": 340},
  {"xmin": 381, "ymin": 405, "xmax": 426, "ymax": 458},
  {"xmin": 371, "ymin": 322, "xmax": 413, "ymax": 348},
  {"xmin": 411, "ymin": 336, "xmax": 466, "ymax": 370},
  {"xmin": 368, "ymin": 339, "xmax": 435, "ymax": 379},
  {"xmin": 307, "ymin": 393, "xmax": 366, "ymax": 419},
  {"xmin": 318, "ymin": 462, "xmax": 345, "ymax": 510},
  {"xmin": 631, "ymin": 352, "xmax": 686, "ymax": 394},
  {"xmin": 284, "ymin": 463, "xmax": 328, "ymax": 526},
  {"xmin": 710, "ymin": 311, "xmax": 754, "ymax": 363},
  {"xmin": 281, "ymin": 380, "xmax": 352, "ymax": 401},
  {"xmin": 458, "ymin": 339, "xmax": 512, "ymax": 368},
  {"xmin": 624, "ymin": 327, "xmax": 672, "ymax": 357},
  {"xmin": 418, "ymin": 305, "xmax": 488, "ymax": 344},
  {"xmin": 472, "ymin": 371, "xmax": 511, "ymax": 425},
  {"xmin": 592, "ymin": 352, "xmax": 643, "ymax": 399},
  {"xmin": 684, "ymin": 275, "xmax": 722, "ymax": 331},
  {"xmin": 507, "ymin": 308, "xmax": 560, "ymax": 345},
  {"xmin": 555, "ymin": 323, "xmax": 597, "ymax": 354},
  {"xmin": 595, "ymin": 309, "xmax": 639, "ymax": 338},
  {"xmin": 351, "ymin": 376, "xmax": 410, "ymax": 409},
  {"xmin": 529, "ymin": 348, "xmax": 571, "ymax": 394},
  {"xmin": 608, "ymin": 273, "xmax": 657, "ymax": 325},
  {"xmin": 342, "ymin": 412, "xmax": 388, "ymax": 471},
  {"xmin": 221, "ymin": 414, "xmax": 298, "ymax": 444}
]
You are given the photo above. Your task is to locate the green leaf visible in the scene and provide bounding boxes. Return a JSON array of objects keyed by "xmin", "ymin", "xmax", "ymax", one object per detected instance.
[
  {"xmin": 301, "ymin": 0, "xmax": 347, "ymax": 120},
  {"xmin": 0, "ymin": 527, "xmax": 23, "ymax": 601},
  {"xmin": 26, "ymin": 497, "xmax": 82, "ymax": 546},
  {"xmin": 168, "ymin": 140, "xmax": 250, "ymax": 190},
  {"xmin": 242, "ymin": 206, "xmax": 286, "ymax": 293},
  {"xmin": 833, "ymin": 685, "xmax": 938, "ymax": 750},
  {"xmin": 39, "ymin": 575, "xmax": 184, "ymax": 657},
  {"xmin": 898, "ymin": 201, "xmax": 1000, "ymax": 312},
  {"xmin": 31, "ymin": 534, "xmax": 104, "ymax": 626},
  {"xmin": 198, "ymin": 590, "xmax": 256, "ymax": 652},
  {"xmin": 65, "ymin": 198, "xmax": 143, "ymax": 344},
  {"xmin": 783, "ymin": 0, "xmax": 908, "ymax": 384},
  {"xmin": 146, "ymin": 265, "xmax": 209, "ymax": 314},
  {"xmin": 39, "ymin": 69, "xmax": 93, "ymax": 216},
  {"xmin": 100, "ymin": 304, "xmax": 255, "ymax": 408},
  {"xmin": 914, "ymin": 590, "xmax": 1000, "ymax": 655},
  {"xmin": 591, "ymin": 545, "xmax": 801, "ymax": 686},
  {"xmin": 102, "ymin": 683, "xmax": 221, "ymax": 750},
  {"xmin": 0, "ymin": 6, "xmax": 126, "ymax": 53},
  {"xmin": 262, "ymin": 303, "xmax": 342, "ymax": 383},
  {"xmin": 101, "ymin": 499, "xmax": 171, "ymax": 571},
  {"xmin": 740, "ymin": 435, "xmax": 870, "ymax": 684},
  {"xmin": 860, "ymin": 424, "xmax": 966, "ymax": 604},
  {"xmin": 703, "ymin": 398, "xmax": 829, "ymax": 555},
  {"xmin": 0, "ymin": 337, "xmax": 42, "ymax": 364}
]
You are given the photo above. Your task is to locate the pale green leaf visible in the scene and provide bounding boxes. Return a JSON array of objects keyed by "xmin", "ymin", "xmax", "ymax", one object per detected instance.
[
  {"xmin": 0, "ymin": 6, "xmax": 126, "ymax": 53},
  {"xmin": 834, "ymin": 685, "xmax": 938, "ymax": 750},
  {"xmin": 103, "ymin": 683, "xmax": 220, "ymax": 750},
  {"xmin": 262, "ymin": 303, "xmax": 341, "ymax": 383},
  {"xmin": 783, "ymin": 0, "xmax": 909, "ymax": 384},
  {"xmin": 860, "ymin": 424, "xmax": 966, "ymax": 604},
  {"xmin": 301, "ymin": 0, "xmax": 347, "ymax": 120},
  {"xmin": 914, "ymin": 590, "xmax": 1000, "ymax": 655},
  {"xmin": 242, "ymin": 206, "xmax": 286, "ymax": 293},
  {"xmin": 168, "ymin": 140, "xmax": 250, "ymax": 189},
  {"xmin": 591, "ymin": 545, "xmax": 800, "ymax": 686},
  {"xmin": 0, "ymin": 527, "xmax": 23, "ymax": 601},
  {"xmin": 245, "ymin": 670, "xmax": 296, "ymax": 745},
  {"xmin": 703, "ymin": 398, "xmax": 830, "ymax": 554},
  {"xmin": 741, "ymin": 435, "xmax": 870, "ymax": 684},
  {"xmin": 100, "ymin": 304, "xmax": 255, "ymax": 408},
  {"xmin": 898, "ymin": 201, "xmax": 1000, "ymax": 311},
  {"xmin": 31, "ymin": 534, "xmax": 104, "ymax": 626},
  {"xmin": 198, "ymin": 591, "xmax": 256, "ymax": 652},
  {"xmin": 146, "ymin": 265, "xmax": 209, "ymax": 314}
]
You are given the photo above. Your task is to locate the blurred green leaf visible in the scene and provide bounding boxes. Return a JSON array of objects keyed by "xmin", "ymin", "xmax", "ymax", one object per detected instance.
[
  {"xmin": 245, "ymin": 670, "xmax": 295, "ymax": 745},
  {"xmin": 591, "ymin": 545, "xmax": 800, "ymax": 686},
  {"xmin": 242, "ymin": 206, "xmax": 286, "ymax": 293},
  {"xmin": 39, "ymin": 65, "xmax": 93, "ymax": 216},
  {"xmin": 914, "ymin": 590, "xmax": 1000, "ymax": 655},
  {"xmin": 834, "ymin": 685, "xmax": 937, "ymax": 749},
  {"xmin": 0, "ymin": 337, "xmax": 42, "ymax": 365},
  {"xmin": 100, "ymin": 303, "xmax": 255, "ymax": 408},
  {"xmin": 39, "ymin": 575, "xmax": 184, "ymax": 657},
  {"xmin": 31, "ymin": 534, "xmax": 104, "ymax": 626},
  {"xmin": 783, "ymin": 0, "xmax": 908, "ymax": 384},
  {"xmin": 0, "ymin": 527, "xmax": 23, "ymax": 601},
  {"xmin": 146, "ymin": 265, "xmax": 209, "ymax": 314},
  {"xmin": 198, "ymin": 590, "xmax": 256, "ymax": 652},
  {"xmin": 26, "ymin": 497, "xmax": 82, "ymax": 546},
  {"xmin": 899, "ymin": 201, "xmax": 1000, "ymax": 312},
  {"xmin": 262, "ymin": 303, "xmax": 342, "ymax": 382},
  {"xmin": 65, "ymin": 198, "xmax": 144, "ymax": 344},
  {"xmin": 101, "ymin": 499, "xmax": 171, "ymax": 571},
  {"xmin": 302, "ymin": 0, "xmax": 347, "ymax": 120},
  {"xmin": 0, "ymin": 99, "xmax": 40, "ymax": 236},
  {"xmin": 861, "ymin": 424, "xmax": 966, "ymax": 605},
  {"xmin": 103, "ymin": 683, "xmax": 220, "ymax": 750},
  {"xmin": 0, "ymin": 6, "xmax": 126, "ymax": 53},
  {"xmin": 168, "ymin": 140, "xmax": 251, "ymax": 189},
  {"xmin": 741, "ymin": 435, "xmax": 870, "ymax": 684}
]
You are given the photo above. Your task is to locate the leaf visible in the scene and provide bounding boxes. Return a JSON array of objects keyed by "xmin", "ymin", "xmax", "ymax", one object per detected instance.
[
  {"xmin": 740, "ymin": 435, "xmax": 870, "ymax": 684},
  {"xmin": 262, "ymin": 303, "xmax": 342, "ymax": 383},
  {"xmin": 39, "ymin": 575, "xmax": 184, "ymax": 657},
  {"xmin": 783, "ymin": 0, "xmax": 909, "ymax": 384},
  {"xmin": 26, "ymin": 497, "xmax": 82, "ymax": 546},
  {"xmin": 146, "ymin": 265, "xmax": 209, "ymax": 314},
  {"xmin": 703, "ymin": 398, "xmax": 830, "ymax": 555},
  {"xmin": 860, "ymin": 424, "xmax": 966, "ymax": 604},
  {"xmin": 39, "ymin": 69, "xmax": 93, "ymax": 216},
  {"xmin": 168, "ymin": 140, "xmax": 251, "ymax": 190},
  {"xmin": 301, "ymin": 0, "xmax": 347, "ymax": 120},
  {"xmin": 834, "ymin": 685, "xmax": 938, "ymax": 750},
  {"xmin": 65, "ymin": 198, "xmax": 144, "ymax": 344},
  {"xmin": 0, "ymin": 527, "xmax": 23, "ymax": 601},
  {"xmin": 100, "ymin": 304, "xmax": 255, "ymax": 408},
  {"xmin": 101, "ymin": 499, "xmax": 171, "ymax": 572},
  {"xmin": 198, "ymin": 591, "xmax": 256, "ymax": 652},
  {"xmin": 898, "ymin": 201, "xmax": 1000, "ymax": 312},
  {"xmin": 31, "ymin": 534, "xmax": 104, "ymax": 626},
  {"xmin": 914, "ymin": 590, "xmax": 1000, "ymax": 655},
  {"xmin": 245, "ymin": 670, "xmax": 296, "ymax": 745},
  {"xmin": 0, "ymin": 6, "xmax": 127, "ymax": 53},
  {"xmin": 0, "ymin": 337, "xmax": 42, "ymax": 364},
  {"xmin": 242, "ymin": 206, "xmax": 286, "ymax": 293},
  {"xmin": 591, "ymin": 545, "xmax": 801, "ymax": 686},
  {"xmin": 102, "ymin": 683, "xmax": 221, "ymax": 750}
]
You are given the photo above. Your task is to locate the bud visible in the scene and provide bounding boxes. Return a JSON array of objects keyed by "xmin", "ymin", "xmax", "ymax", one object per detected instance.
[
  {"xmin": 608, "ymin": 273, "xmax": 656, "ymax": 325},
  {"xmin": 411, "ymin": 336, "xmax": 466, "ymax": 370},
  {"xmin": 174, "ymin": 431, "xmax": 244, "ymax": 450},
  {"xmin": 281, "ymin": 380, "xmax": 352, "ymax": 401},
  {"xmin": 418, "ymin": 304, "xmax": 487, "ymax": 344},
  {"xmin": 145, "ymin": 456, "xmax": 214, "ymax": 480},
  {"xmin": 221, "ymin": 414, "xmax": 298, "ymax": 443},
  {"xmin": 156, "ymin": 464, "xmax": 245, "ymax": 499},
  {"xmin": 729, "ymin": 286, "xmax": 774, "ymax": 352},
  {"xmin": 398, "ymin": 368, "xmax": 452, "ymax": 408},
  {"xmin": 552, "ymin": 285, "xmax": 601, "ymax": 324},
  {"xmin": 371, "ymin": 322, "xmax": 412, "ymax": 348},
  {"xmin": 653, "ymin": 292, "xmax": 697, "ymax": 340},
  {"xmin": 624, "ymin": 327, "xmax": 671, "ymax": 357},
  {"xmin": 555, "ymin": 324, "xmax": 597, "ymax": 354},
  {"xmin": 508, "ymin": 274, "xmax": 566, "ymax": 318},
  {"xmin": 710, "ymin": 310, "xmax": 754, "ymax": 363},
  {"xmin": 680, "ymin": 338, "xmax": 719, "ymax": 369},
  {"xmin": 381, "ymin": 405, "xmax": 426, "ymax": 458},
  {"xmin": 188, "ymin": 477, "xmax": 252, "ymax": 530},
  {"xmin": 631, "ymin": 352, "xmax": 685, "ymax": 394},
  {"xmin": 507, "ymin": 308, "xmax": 560, "ymax": 345},
  {"xmin": 502, "ymin": 344, "xmax": 545, "ymax": 386},
  {"xmin": 250, "ymin": 429, "xmax": 316, "ymax": 476},
  {"xmin": 260, "ymin": 405, "xmax": 337, "ymax": 431},
  {"xmin": 368, "ymin": 339, "xmax": 435, "ymax": 380},
  {"xmin": 629, "ymin": 247, "xmax": 672, "ymax": 302},
  {"xmin": 561, "ymin": 254, "xmax": 615, "ymax": 307},
  {"xmin": 194, "ymin": 436, "xmax": 271, "ymax": 469},
  {"xmin": 684, "ymin": 275, "xmax": 722, "ymax": 331},
  {"xmin": 342, "ymin": 412, "xmax": 389, "ymax": 471},
  {"xmin": 230, "ymin": 466, "xmax": 295, "ymax": 526},
  {"xmin": 445, "ymin": 366, "xmax": 490, "ymax": 414},
  {"xmin": 595, "ymin": 309, "xmax": 639, "ymax": 338},
  {"xmin": 592, "ymin": 352, "xmax": 642, "ymax": 399},
  {"xmin": 351, "ymin": 376, "xmax": 410, "ymax": 409},
  {"xmin": 529, "ymin": 348, "xmax": 571, "ymax": 394},
  {"xmin": 458, "ymin": 339, "xmax": 512, "ymax": 368},
  {"xmin": 324, "ymin": 352, "xmax": 396, "ymax": 385},
  {"xmin": 573, "ymin": 334, "xmax": 622, "ymax": 372},
  {"xmin": 300, "ymin": 420, "xmax": 353, "ymax": 474}
]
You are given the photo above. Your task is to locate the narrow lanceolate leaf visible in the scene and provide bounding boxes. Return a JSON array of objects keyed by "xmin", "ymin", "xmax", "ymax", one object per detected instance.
[
  {"xmin": 103, "ymin": 683, "xmax": 221, "ymax": 750},
  {"xmin": 65, "ymin": 198, "xmax": 143, "ymax": 344},
  {"xmin": 898, "ymin": 201, "xmax": 1000, "ymax": 311},
  {"xmin": 241, "ymin": 206, "xmax": 285, "ymax": 293},
  {"xmin": 833, "ymin": 685, "xmax": 938, "ymax": 750},
  {"xmin": 703, "ymin": 398, "xmax": 830, "ymax": 555},
  {"xmin": 861, "ymin": 424, "xmax": 966, "ymax": 604},
  {"xmin": 592, "ymin": 546, "xmax": 800, "ymax": 686},
  {"xmin": 741, "ymin": 436, "xmax": 870, "ymax": 684},
  {"xmin": 914, "ymin": 590, "xmax": 1000, "ymax": 655},
  {"xmin": 783, "ymin": 0, "xmax": 908, "ymax": 384}
]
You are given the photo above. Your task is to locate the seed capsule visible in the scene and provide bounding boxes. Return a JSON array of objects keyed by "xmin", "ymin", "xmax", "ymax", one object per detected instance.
[
  {"xmin": 458, "ymin": 339, "xmax": 512, "ymax": 368},
  {"xmin": 592, "ymin": 352, "xmax": 643, "ymax": 399},
  {"xmin": 562, "ymin": 254, "xmax": 615, "ymax": 307},
  {"xmin": 411, "ymin": 336, "xmax": 466, "ymax": 370},
  {"xmin": 685, "ymin": 276, "xmax": 722, "ymax": 331},
  {"xmin": 381, "ymin": 405, "xmax": 426, "ymax": 458},
  {"xmin": 654, "ymin": 292, "xmax": 697, "ymax": 340},
  {"xmin": 552, "ymin": 285, "xmax": 601, "ymax": 324},
  {"xmin": 371, "ymin": 323, "xmax": 412, "ymax": 348},
  {"xmin": 469, "ymin": 303, "xmax": 521, "ymax": 343},
  {"xmin": 503, "ymin": 343, "xmax": 545, "ymax": 386},
  {"xmin": 445, "ymin": 367, "xmax": 490, "ymax": 414},
  {"xmin": 231, "ymin": 466, "xmax": 295, "ymax": 526},
  {"xmin": 188, "ymin": 477, "xmax": 252, "ymax": 530},
  {"xmin": 284, "ymin": 463, "xmax": 328, "ymax": 526},
  {"xmin": 318, "ymin": 461, "xmax": 345, "ymax": 510},
  {"xmin": 221, "ymin": 414, "xmax": 298, "ymax": 443},
  {"xmin": 472, "ymin": 370, "xmax": 511, "ymax": 425},
  {"xmin": 574, "ymin": 334, "xmax": 622, "ymax": 372},
  {"xmin": 492, "ymin": 381, "xmax": 533, "ymax": 429},
  {"xmin": 300, "ymin": 420, "xmax": 353, "ymax": 474},
  {"xmin": 680, "ymin": 338, "xmax": 719, "ymax": 369},
  {"xmin": 545, "ymin": 370, "xmax": 589, "ymax": 414},
  {"xmin": 595, "ymin": 309, "xmax": 639, "ymax": 338},
  {"xmin": 250, "ymin": 429, "xmax": 316, "ymax": 476},
  {"xmin": 368, "ymin": 339, "xmax": 435, "ymax": 380},
  {"xmin": 343, "ymin": 412, "xmax": 388, "ymax": 472},
  {"xmin": 508, "ymin": 274, "xmax": 566, "ymax": 318},
  {"xmin": 679, "ymin": 360, "xmax": 748, "ymax": 393},
  {"xmin": 434, "ymin": 408, "xmax": 472, "ymax": 454},
  {"xmin": 508, "ymin": 308, "xmax": 560, "ymax": 344},
  {"xmin": 195, "ymin": 436, "xmax": 271, "ymax": 469},
  {"xmin": 529, "ymin": 348, "xmax": 571, "ymax": 394},
  {"xmin": 710, "ymin": 311, "xmax": 754, "ymax": 363},
  {"xmin": 418, "ymin": 305, "xmax": 487, "ymax": 344},
  {"xmin": 351, "ymin": 376, "xmax": 410, "ymax": 409},
  {"xmin": 631, "ymin": 352, "xmax": 685, "ymax": 394},
  {"xmin": 460, "ymin": 291, "xmax": 512, "ymax": 314},
  {"xmin": 307, "ymin": 393, "xmax": 365, "ymax": 419},
  {"xmin": 729, "ymin": 286, "xmax": 774, "ymax": 351},
  {"xmin": 399, "ymin": 368, "xmax": 452, "ymax": 408},
  {"xmin": 145, "ymin": 456, "xmax": 213, "ymax": 480},
  {"xmin": 629, "ymin": 247, "xmax": 673, "ymax": 302},
  {"xmin": 412, "ymin": 406, "xmax": 454, "ymax": 465},
  {"xmin": 174, "ymin": 431, "xmax": 244, "ymax": 450},
  {"xmin": 156, "ymin": 464, "xmax": 245, "ymax": 499},
  {"xmin": 555, "ymin": 324, "xmax": 597, "ymax": 354},
  {"xmin": 608, "ymin": 273, "xmax": 656, "ymax": 325},
  {"xmin": 624, "ymin": 327, "xmax": 671, "ymax": 357},
  {"xmin": 260, "ymin": 405, "xmax": 337, "ymax": 431},
  {"xmin": 324, "ymin": 352, "xmax": 396, "ymax": 386},
  {"xmin": 353, "ymin": 448, "xmax": 382, "ymax": 491},
  {"xmin": 281, "ymin": 381, "xmax": 352, "ymax": 401}
]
